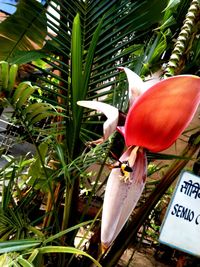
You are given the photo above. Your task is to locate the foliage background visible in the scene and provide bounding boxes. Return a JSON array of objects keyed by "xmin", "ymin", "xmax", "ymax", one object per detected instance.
[{"xmin": 0, "ymin": 0, "xmax": 199, "ymax": 266}]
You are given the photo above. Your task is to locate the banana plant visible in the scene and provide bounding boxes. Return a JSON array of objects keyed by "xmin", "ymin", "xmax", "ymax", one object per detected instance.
[{"xmin": 0, "ymin": 1, "xmax": 200, "ymax": 267}]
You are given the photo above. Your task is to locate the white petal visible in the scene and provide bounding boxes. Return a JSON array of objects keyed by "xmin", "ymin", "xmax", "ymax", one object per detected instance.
[
  {"xmin": 77, "ymin": 100, "xmax": 119, "ymax": 140},
  {"xmin": 101, "ymin": 147, "xmax": 147, "ymax": 249},
  {"xmin": 118, "ymin": 67, "xmax": 144, "ymax": 105}
]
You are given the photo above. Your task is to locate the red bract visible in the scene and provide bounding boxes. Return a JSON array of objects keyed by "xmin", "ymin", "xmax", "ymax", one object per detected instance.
[
  {"xmin": 125, "ymin": 75, "xmax": 200, "ymax": 152},
  {"xmin": 77, "ymin": 69, "xmax": 200, "ymax": 251}
]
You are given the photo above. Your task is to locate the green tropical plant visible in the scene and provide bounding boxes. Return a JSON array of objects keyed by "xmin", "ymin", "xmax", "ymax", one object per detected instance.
[
  {"xmin": 0, "ymin": 0, "xmax": 47, "ymax": 62},
  {"xmin": 0, "ymin": 0, "xmax": 200, "ymax": 266}
]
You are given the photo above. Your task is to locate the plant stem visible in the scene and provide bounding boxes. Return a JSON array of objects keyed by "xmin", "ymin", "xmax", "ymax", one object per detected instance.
[{"xmin": 61, "ymin": 184, "xmax": 74, "ymax": 232}]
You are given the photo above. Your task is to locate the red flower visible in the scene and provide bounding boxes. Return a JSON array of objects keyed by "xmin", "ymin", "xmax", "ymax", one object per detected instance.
[{"xmin": 78, "ymin": 68, "xmax": 200, "ymax": 250}]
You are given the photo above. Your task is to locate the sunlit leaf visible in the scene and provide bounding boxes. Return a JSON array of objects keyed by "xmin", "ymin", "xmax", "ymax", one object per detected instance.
[{"xmin": 0, "ymin": 0, "xmax": 47, "ymax": 61}]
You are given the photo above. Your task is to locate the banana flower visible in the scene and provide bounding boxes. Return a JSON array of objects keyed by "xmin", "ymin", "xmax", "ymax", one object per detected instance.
[{"xmin": 77, "ymin": 68, "xmax": 200, "ymax": 251}]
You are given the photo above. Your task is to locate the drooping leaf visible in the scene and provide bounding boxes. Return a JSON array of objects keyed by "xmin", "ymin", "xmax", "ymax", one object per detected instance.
[
  {"xmin": 0, "ymin": 239, "xmax": 41, "ymax": 253},
  {"xmin": 38, "ymin": 246, "xmax": 102, "ymax": 267},
  {"xmin": 0, "ymin": 0, "xmax": 47, "ymax": 61},
  {"xmin": 9, "ymin": 50, "xmax": 48, "ymax": 65},
  {"xmin": 17, "ymin": 256, "xmax": 34, "ymax": 267}
]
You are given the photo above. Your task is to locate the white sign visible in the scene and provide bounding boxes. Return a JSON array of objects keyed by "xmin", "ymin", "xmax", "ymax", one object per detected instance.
[{"xmin": 159, "ymin": 171, "xmax": 200, "ymax": 256}]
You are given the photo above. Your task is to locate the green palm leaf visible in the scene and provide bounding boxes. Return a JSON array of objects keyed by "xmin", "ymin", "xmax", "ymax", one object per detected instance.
[
  {"xmin": 0, "ymin": 0, "xmax": 47, "ymax": 61},
  {"xmin": 40, "ymin": 1, "xmax": 169, "ymax": 156},
  {"xmin": 0, "ymin": 1, "xmax": 198, "ymax": 265},
  {"xmin": 0, "ymin": 239, "xmax": 41, "ymax": 253}
]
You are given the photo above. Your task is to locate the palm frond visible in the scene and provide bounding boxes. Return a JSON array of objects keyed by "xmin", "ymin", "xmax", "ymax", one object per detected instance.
[
  {"xmin": 0, "ymin": 0, "xmax": 47, "ymax": 61},
  {"xmin": 32, "ymin": 0, "xmax": 169, "ymax": 156}
]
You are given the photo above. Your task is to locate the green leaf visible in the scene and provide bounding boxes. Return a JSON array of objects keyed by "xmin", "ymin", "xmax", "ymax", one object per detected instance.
[
  {"xmin": 68, "ymin": 13, "xmax": 104, "ymax": 158},
  {"xmin": 27, "ymin": 249, "xmax": 39, "ymax": 263},
  {"xmin": 12, "ymin": 82, "xmax": 32, "ymax": 104},
  {"xmin": 9, "ymin": 50, "xmax": 48, "ymax": 65},
  {"xmin": 0, "ymin": 61, "xmax": 9, "ymax": 90},
  {"xmin": 17, "ymin": 256, "xmax": 34, "ymax": 267},
  {"xmin": 82, "ymin": 15, "xmax": 104, "ymax": 101},
  {"xmin": 25, "ymin": 103, "xmax": 53, "ymax": 122},
  {"xmin": 0, "ymin": 254, "xmax": 12, "ymax": 266},
  {"xmin": 25, "ymin": 103, "xmax": 51, "ymax": 118},
  {"xmin": 0, "ymin": 0, "xmax": 47, "ymax": 61},
  {"xmin": 28, "ymin": 142, "xmax": 48, "ymax": 180},
  {"xmin": 0, "ymin": 240, "xmax": 41, "ymax": 253},
  {"xmin": 8, "ymin": 63, "xmax": 18, "ymax": 92},
  {"xmin": 16, "ymin": 86, "xmax": 36, "ymax": 108},
  {"xmin": 30, "ymin": 112, "xmax": 54, "ymax": 124},
  {"xmin": 38, "ymin": 246, "xmax": 102, "ymax": 267},
  {"xmin": 43, "ymin": 220, "xmax": 93, "ymax": 245},
  {"xmin": 55, "ymin": 144, "xmax": 66, "ymax": 168},
  {"xmin": 67, "ymin": 12, "xmax": 83, "ymax": 158},
  {"xmin": 164, "ymin": 0, "xmax": 181, "ymax": 11},
  {"xmin": 71, "ymin": 13, "xmax": 83, "ymax": 117}
]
